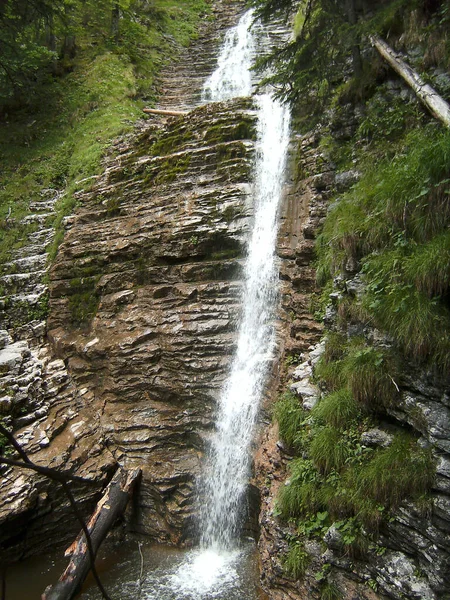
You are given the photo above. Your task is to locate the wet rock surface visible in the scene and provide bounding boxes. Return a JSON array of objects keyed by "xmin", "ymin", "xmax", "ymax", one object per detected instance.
[{"xmin": 0, "ymin": 0, "xmax": 255, "ymax": 559}]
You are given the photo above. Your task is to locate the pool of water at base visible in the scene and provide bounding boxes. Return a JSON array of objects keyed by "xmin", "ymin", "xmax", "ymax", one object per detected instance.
[{"xmin": 4, "ymin": 535, "xmax": 268, "ymax": 600}]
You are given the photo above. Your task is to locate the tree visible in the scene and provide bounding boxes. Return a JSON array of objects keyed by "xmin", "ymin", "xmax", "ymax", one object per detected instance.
[
  {"xmin": 252, "ymin": 0, "xmax": 366, "ymax": 106},
  {"xmin": 251, "ymin": 0, "xmax": 431, "ymax": 108}
]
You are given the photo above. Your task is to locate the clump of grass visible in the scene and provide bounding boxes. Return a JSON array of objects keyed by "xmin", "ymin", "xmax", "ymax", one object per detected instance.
[
  {"xmin": 313, "ymin": 389, "xmax": 360, "ymax": 428},
  {"xmin": 323, "ymin": 331, "xmax": 348, "ymax": 363},
  {"xmin": 344, "ymin": 345, "xmax": 399, "ymax": 411},
  {"xmin": 310, "ymin": 426, "xmax": 351, "ymax": 475},
  {"xmin": 283, "ymin": 543, "xmax": 311, "ymax": 579},
  {"xmin": 355, "ymin": 434, "xmax": 435, "ymax": 508},
  {"xmin": 274, "ymin": 391, "xmax": 307, "ymax": 452},
  {"xmin": 314, "ymin": 358, "xmax": 347, "ymax": 392},
  {"xmin": 403, "ymin": 231, "xmax": 450, "ymax": 297},
  {"xmin": 321, "ymin": 582, "xmax": 342, "ymax": 600},
  {"xmin": 278, "ymin": 458, "xmax": 322, "ymax": 519}
]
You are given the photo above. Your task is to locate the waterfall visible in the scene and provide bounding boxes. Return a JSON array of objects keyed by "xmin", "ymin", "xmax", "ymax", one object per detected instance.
[
  {"xmin": 201, "ymin": 9, "xmax": 256, "ymax": 101},
  {"xmin": 142, "ymin": 10, "xmax": 291, "ymax": 599},
  {"xmin": 199, "ymin": 8, "xmax": 291, "ymax": 552}
]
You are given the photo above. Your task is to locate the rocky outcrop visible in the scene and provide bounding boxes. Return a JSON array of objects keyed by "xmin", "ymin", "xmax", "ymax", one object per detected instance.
[
  {"xmin": 47, "ymin": 97, "xmax": 258, "ymax": 543},
  {"xmin": 0, "ymin": 0, "xmax": 256, "ymax": 560},
  {"xmin": 0, "ymin": 91, "xmax": 260, "ymax": 559},
  {"xmin": 256, "ymin": 105, "xmax": 450, "ymax": 600}
]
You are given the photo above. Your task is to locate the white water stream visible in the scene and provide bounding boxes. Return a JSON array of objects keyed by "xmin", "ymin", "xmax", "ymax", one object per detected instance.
[{"xmin": 167, "ymin": 8, "xmax": 292, "ymax": 598}]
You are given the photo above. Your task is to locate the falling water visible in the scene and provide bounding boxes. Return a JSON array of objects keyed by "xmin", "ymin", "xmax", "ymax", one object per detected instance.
[
  {"xmin": 202, "ymin": 9, "xmax": 256, "ymax": 101},
  {"xmin": 200, "ymin": 89, "xmax": 291, "ymax": 552}
]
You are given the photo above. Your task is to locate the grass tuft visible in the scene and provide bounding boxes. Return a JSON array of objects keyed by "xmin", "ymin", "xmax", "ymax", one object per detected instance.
[
  {"xmin": 310, "ymin": 427, "xmax": 351, "ymax": 475},
  {"xmin": 313, "ymin": 389, "xmax": 361, "ymax": 428},
  {"xmin": 283, "ymin": 543, "xmax": 311, "ymax": 579},
  {"xmin": 274, "ymin": 391, "xmax": 307, "ymax": 452}
]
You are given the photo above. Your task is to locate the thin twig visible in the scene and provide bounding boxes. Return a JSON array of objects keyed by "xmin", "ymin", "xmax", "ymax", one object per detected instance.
[
  {"xmin": 137, "ymin": 542, "xmax": 145, "ymax": 598},
  {"xmin": 0, "ymin": 456, "xmax": 98, "ymax": 485},
  {"xmin": 389, "ymin": 374, "xmax": 400, "ymax": 393},
  {"xmin": 138, "ymin": 543, "xmax": 144, "ymax": 582}
]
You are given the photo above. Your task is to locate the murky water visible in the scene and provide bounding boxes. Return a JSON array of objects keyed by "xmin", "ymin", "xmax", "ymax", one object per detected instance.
[{"xmin": 4, "ymin": 536, "xmax": 267, "ymax": 599}]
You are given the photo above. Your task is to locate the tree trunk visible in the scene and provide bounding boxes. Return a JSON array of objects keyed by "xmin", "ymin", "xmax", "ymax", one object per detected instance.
[
  {"xmin": 370, "ymin": 34, "xmax": 450, "ymax": 128},
  {"xmin": 345, "ymin": 0, "xmax": 362, "ymax": 79},
  {"xmin": 42, "ymin": 468, "xmax": 141, "ymax": 600},
  {"xmin": 111, "ymin": 3, "xmax": 120, "ymax": 42}
]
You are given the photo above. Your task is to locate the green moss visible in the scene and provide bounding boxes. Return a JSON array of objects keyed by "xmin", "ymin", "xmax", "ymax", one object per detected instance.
[
  {"xmin": 152, "ymin": 154, "xmax": 191, "ymax": 184},
  {"xmin": 151, "ymin": 129, "xmax": 193, "ymax": 156},
  {"xmin": 204, "ymin": 118, "xmax": 256, "ymax": 145},
  {"xmin": 68, "ymin": 276, "xmax": 100, "ymax": 326},
  {"xmin": 209, "ymin": 248, "xmax": 242, "ymax": 261}
]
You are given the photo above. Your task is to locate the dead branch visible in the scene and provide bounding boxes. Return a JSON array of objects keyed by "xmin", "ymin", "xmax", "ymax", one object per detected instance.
[
  {"xmin": 42, "ymin": 468, "xmax": 141, "ymax": 600},
  {"xmin": 370, "ymin": 34, "xmax": 450, "ymax": 128},
  {"xmin": 143, "ymin": 107, "xmax": 188, "ymax": 117}
]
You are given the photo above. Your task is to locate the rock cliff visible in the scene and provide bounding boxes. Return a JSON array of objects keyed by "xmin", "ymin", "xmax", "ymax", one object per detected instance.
[{"xmin": 0, "ymin": 0, "xmax": 256, "ymax": 559}]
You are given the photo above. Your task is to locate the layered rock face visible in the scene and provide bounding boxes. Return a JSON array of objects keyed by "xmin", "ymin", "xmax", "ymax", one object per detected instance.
[
  {"xmin": 0, "ymin": 95, "xmax": 258, "ymax": 558},
  {"xmin": 0, "ymin": 0, "xmax": 260, "ymax": 559},
  {"xmin": 48, "ymin": 98, "xmax": 258, "ymax": 543}
]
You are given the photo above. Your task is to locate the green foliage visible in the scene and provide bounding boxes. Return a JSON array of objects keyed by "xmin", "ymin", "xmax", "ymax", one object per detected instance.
[
  {"xmin": 345, "ymin": 346, "xmax": 399, "ymax": 411},
  {"xmin": 313, "ymin": 389, "xmax": 360, "ymax": 428},
  {"xmin": 283, "ymin": 542, "xmax": 311, "ymax": 580},
  {"xmin": 320, "ymin": 582, "xmax": 342, "ymax": 600},
  {"xmin": 310, "ymin": 426, "xmax": 351, "ymax": 475},
  {"xmin": 355, "ymin": 434, "xmax": 435, "ymax": 508},
  {"xmin": 362, "ymin": 250, "xmax": 450, "ymax": 369},
  {"xmin": 278, "ymin": 459, "xmax": 322, "ymax": 519},
  {"xmin": 0, "ymin": 0, "xmax": 209, "ymax": 266},
  {"xmin": 274, "ymin": 391, "xmax": 308, "ymax": 452},
  {"xmin": 357, "ymin": 91, "xmax": 423, "ymax": 143},
  {"xmin": 317, "ymin": 125, "xmax": 450, "ymax": 371}
]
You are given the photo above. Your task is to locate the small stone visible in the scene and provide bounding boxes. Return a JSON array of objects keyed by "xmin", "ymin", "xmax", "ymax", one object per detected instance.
[
  {"xmin": 324, "ymin": 524, "xmax": 343, "ymax": 551},
  {"xmin": 361, "ymin": 428, "xmax": 393, "ymax": 448},
  {"xmin": 39, "ymin": 435, "xmax": 50, "ymax": 448}
]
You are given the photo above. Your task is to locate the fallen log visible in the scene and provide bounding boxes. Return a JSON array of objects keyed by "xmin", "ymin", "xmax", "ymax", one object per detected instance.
[
  {"xmin": 42, "ymin": 467, "xmax": 141, "ymax": 600},
  {"xmin": 143, "ymin": 107, "xmax": 188, "ymax": 117},
  {"xmin": 370, "ymin": 34, "xmax": 450, "ymax": 128}
]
